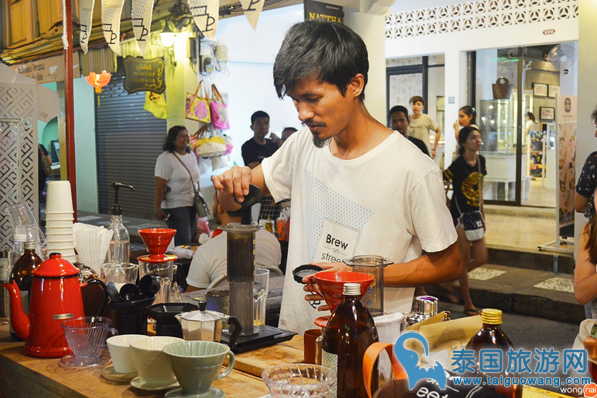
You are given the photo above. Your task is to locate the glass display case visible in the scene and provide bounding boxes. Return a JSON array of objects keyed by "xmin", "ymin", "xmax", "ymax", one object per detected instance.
[{"xmin": 477, "ymin": 98, "xmax": 517, "ymax": 154}]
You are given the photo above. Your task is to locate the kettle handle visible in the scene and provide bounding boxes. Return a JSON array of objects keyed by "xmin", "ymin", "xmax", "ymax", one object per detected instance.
[
  {"xmin": 226, "ymin": 316, "xmax": 243, "ymax": 349},
  {"xmin": 84, "ymin": 279, "xmax": 109, "ymax": 316}
]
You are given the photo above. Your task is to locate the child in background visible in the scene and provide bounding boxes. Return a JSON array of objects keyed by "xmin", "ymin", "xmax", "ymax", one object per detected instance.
[{"xmin": 409, "ymin": 96, "xmax": 442, "ymax": 159}]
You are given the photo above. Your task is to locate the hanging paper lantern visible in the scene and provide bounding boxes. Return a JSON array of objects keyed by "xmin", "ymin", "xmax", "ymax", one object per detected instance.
[{"xmin": 86, "ymin": 71, "xmax": 111, "ymax": 93}]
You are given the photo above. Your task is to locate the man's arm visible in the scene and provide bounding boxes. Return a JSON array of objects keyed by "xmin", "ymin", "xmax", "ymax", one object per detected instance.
[
  {"xmin": 384, "ymin": 241, "xmax": 462, "ymax": 286},
  {"xmin": 432, "ymin": 126, "xmax": 441, "ymax": 159},
  {"xmin": 212, "ymin": 164, "xmax": 270, "ymax": 210}
]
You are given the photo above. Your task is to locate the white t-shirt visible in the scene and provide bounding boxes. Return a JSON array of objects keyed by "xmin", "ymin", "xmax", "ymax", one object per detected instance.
[
  {"xmin": 262, "ymin": 127, "xmax": 457, "ymax": 334},
  {"xmin": 154, "ymin": 151, "xmax": 200, "ymax": 209},
  {"xmin": 409, "ymin": 114, "xmax": 439, "ymax": 151},
  {"xmin": 186, "ymin": 229, "xmax": 282, "ymax": 289}
]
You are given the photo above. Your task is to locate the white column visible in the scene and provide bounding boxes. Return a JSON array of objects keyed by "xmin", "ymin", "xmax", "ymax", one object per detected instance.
[
  {"xmin": 344, "ymin": 10, "xmax": 387, "ymax": 124},
  {"xmin": 443, "ymin": 50, "xmax": 467, "ymax": 168},
  {"xmin": 575, "ymin": 0, "xmax": 597, "ymax": 248}
]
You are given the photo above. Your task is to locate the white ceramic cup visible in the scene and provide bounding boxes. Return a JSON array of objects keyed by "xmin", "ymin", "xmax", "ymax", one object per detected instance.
[
  {"xmin": 46, "ymin": 181, "xmax": 74, "ymax": 213},
  {"xmin": 106, "ymin": 334, "xmax": 146, "ymax": 374},
  {"xmin": 129, "ymin": 336, "xmax": 184, "ymax": 388}
]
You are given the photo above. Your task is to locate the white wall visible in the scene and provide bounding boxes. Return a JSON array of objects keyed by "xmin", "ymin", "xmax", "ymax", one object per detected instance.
[
  {"xmin": 210, "ymin": 5, "xmax": 304, "ymax": 169},
  {"xmin": 74, "ymin": 77, "xmax": 98, "ymax": 212}
]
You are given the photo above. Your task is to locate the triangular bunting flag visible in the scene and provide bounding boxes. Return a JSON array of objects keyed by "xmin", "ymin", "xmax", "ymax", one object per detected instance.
[
  {"xmin": 187, "ymin": 0, "xmax": 219, "ymax": 40},
  {"xmin": 79, "ymin": 0, "xmax": 95, "ymax": 53},
  {"xmin": 102, "ymin": 0, "xmax": 126, "ymax": 54},
  {"xmin": 132, "ymin": 0, "xmax": 154, "ymax": 55},
  {"xmin": 240, "ymin": 0, "xmax": 264, "ymax": 30}
]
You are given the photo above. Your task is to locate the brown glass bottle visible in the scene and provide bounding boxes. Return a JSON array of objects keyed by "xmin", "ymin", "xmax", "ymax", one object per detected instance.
[
  {"xmin": 322, "ymin": 282, "xmax": 379, "ymax": 398},
  {"xmin": 466, "ymin": 308, "xmax": 523, "ymax": 398},
  {"xmin": 9, "ymin": 242, "xmax": 42, "ymax": 340}
]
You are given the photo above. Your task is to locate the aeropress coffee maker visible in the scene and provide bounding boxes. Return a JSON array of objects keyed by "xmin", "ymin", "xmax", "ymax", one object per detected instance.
[{"xmin": 219, "ymin": 185, "xmax": 295, "ymax": 353}]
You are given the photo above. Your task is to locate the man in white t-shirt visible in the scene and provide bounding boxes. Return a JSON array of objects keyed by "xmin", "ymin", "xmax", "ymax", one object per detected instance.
[
  {"xmin": 212, "ymin": 21, "xmax": 461, "ymax": 334},
  {"xmin": 409, "ymin": 96, "xmax": 442, "ymax": 158},
  {"xmin": 186, "ymin": 193, "xmax": 282, "ymax": 291}
]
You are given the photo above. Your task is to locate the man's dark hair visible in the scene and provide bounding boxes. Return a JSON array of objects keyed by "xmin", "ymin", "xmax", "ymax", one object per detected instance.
[
  {"xmin": 389, "ymin": 105, "xmax": 410, "ymax": 122},
  {"xmin": 251, "ymin": 111, "xmax": 269, "ymax": 125},
  {"xmin": 163, "ymin": 125, "xmax": 191, "ymax": 153},
  {"xmin": 282, "ymin": 127, "xmax": 298, "ymax": 134},
  {"xmin": 273, "ymin": 20, "xmax": 369, "ymax": 102},
  {"xmin": 409, "ymin": 96, "xmax": 426, "ymax": 107},
  {"xmin": 592, "ymin": 105, "xmax": 597, "ymax": 123}
]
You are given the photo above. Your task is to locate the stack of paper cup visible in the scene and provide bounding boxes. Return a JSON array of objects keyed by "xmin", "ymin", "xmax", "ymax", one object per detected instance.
[{"xmin": 45, "ymin": 181, "xmax": 76, "ymax": 263}]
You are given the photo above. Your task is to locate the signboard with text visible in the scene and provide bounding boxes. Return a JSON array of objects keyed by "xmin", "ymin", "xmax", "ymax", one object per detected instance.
[
  {"xmin": 123, "ymin": 57, "xmax": 165, "ymax": 94},
  {"xmin": 304, "ymin": 0, "xmax": 343, "ymax": 23}
]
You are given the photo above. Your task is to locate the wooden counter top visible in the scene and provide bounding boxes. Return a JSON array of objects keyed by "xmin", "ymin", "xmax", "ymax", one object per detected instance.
[{"xmin": 0, "ymin": 322, "xmax": 271, "ymax": 398}]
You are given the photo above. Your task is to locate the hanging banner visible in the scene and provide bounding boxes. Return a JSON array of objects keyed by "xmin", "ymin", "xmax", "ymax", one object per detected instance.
[
  {"xmin": 79, "ymin": 0, "xmax": 95, "ymax": 53},
  {"xmin": 304, "ymin": 0, "xmax": 344, "ymax": 23},
  {"xmin": 132, "ymin": 0, "xmax": 154, "ymax": 55},
  {"xmin": 102, "ymin": 0, "xmax": 126, "ymax": 54},
  {"xmin": 240, "ymin": 0, "xmax": 264, "ymax": 30},
  {"xmin": 188, "ymin": 0, "xmax": 219, "ymax": 39},
  {"xmin": 556, "ymin": 95, "xmax": 577, "ymax": 227}
]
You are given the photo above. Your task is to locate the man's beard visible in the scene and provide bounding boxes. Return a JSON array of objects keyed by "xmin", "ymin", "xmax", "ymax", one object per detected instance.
[{"xmin": 312, "ymin": 134, "xmax": 331, "ymax": 148}]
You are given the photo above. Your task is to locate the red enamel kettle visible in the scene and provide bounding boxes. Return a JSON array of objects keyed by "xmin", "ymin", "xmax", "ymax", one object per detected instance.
[{"xmin": 3, "ymin": 253, "xmax": 108, "ymax": 358}]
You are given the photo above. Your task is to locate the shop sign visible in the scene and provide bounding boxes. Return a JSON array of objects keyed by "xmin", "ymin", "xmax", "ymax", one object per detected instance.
[
  {"xmin": 543, "ymin": 29, "xmax": 556, "ymax": 35},
  {"xmin": 122, "ymin": 57, "xmax": 165, "ymax": 94},
  {"xmin": 304, "ymin": 0, "xmax": 343, "ymax": 23},
  {"xmin": 11, "ymin": 53, "xmax": 81, "ymax": 84}
]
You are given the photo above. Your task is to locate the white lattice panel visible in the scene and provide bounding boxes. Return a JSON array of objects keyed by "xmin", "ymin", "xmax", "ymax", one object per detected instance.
[
  {"xmin": 0, "ymin": 84, "xmax": 38, "ymax": 249},
  {"xmin": 385, "ymin": 0, "xmax": 578, "ymax": 39}
]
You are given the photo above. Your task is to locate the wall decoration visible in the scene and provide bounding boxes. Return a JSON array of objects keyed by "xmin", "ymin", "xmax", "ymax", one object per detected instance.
[
  {"xmin": 549, "ymin": 85, "xmax": 560, "ymax": 98},
  {"xmin": 533, "ymin": 83, "xmax": 548, "ymax": 97},
  {"xmin": 385, "ymin": 0, "xmax": 578, "ymax": 40},
  {"xmin": 540, "ymin": 106, "xmax": 555, "ymax": 121}
]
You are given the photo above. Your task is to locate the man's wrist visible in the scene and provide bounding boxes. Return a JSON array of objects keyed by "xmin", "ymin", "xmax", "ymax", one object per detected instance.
[{"xmin": 154, "ymin": 209, "xmax": 163, "ymax": 213}]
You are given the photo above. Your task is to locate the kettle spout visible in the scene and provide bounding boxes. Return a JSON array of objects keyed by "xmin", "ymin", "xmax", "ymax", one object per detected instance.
[{"xmin": 2, "ymin": 281, "xmax": 30, "ymax": 340}]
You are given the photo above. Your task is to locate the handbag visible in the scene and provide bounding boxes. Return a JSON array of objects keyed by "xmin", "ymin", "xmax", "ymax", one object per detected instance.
[
  {"xmin": 210, "ymin": 84, "xmax": 230, "ymax": 130},
  {"xmin": 455, "ymin": 157, "xmax": 485, "ymax": 241},
  {"xmin": 191, "ymin": 125, "xmax": 227, "ymax": 158},
  {"xmin": 185, "ymin": 80, "xmax": 211, "ymax": 123},
  {"xmin": 172, "ymin": 152, "xmax": 210, "ymax": 218}
]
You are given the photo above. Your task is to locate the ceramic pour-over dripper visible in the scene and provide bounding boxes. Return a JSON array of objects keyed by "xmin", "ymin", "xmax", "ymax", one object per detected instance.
[
  {"xmin": 138, "ymin": 228, "xmax": 176, "ymax": 256},
  {"xmin": 307, "ymin": 271, "xmax": 374, "ymax": 327}
]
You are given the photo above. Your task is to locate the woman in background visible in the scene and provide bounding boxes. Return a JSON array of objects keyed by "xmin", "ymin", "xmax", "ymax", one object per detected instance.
[
  {"xmin": 453, "ymin": 106, "xmax": 477, "ymax": 161},
  {"xmin": 574, "ymin": 204, "xmax": 597, "ymax": 317},
  {"xmin": 154, "ymin": 126, "xmax": 200, "ymax": 246},
  {"xmin": 444, "ymin": 126, "xmax": 488, "ymax": 316}
]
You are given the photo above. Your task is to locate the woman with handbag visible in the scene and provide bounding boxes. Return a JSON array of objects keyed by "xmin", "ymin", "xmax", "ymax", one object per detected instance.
[
  {"xmin": 154, "ymin": 126, "xmax": 201, "ymax": 246},
  {"xmin": 443, "ymin": 126, "xmax": 488, "ymax": 316}
]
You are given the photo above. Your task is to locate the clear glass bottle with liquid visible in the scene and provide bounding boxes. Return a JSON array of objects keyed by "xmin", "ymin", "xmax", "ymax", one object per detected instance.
[
  {"xmin": 9, "ymin": 242, "xmax": 43, "ymax": 340},
  {"xmin": 107, "ymin": 214, "xmax": 130, "ymax": 265},
  {"xmin": 466, "ymin": 308, "xmax": 523, "ymax": 398},
  {"xmin": 322, "ymin": 282, "xmax": 379, "ymax": 398}
]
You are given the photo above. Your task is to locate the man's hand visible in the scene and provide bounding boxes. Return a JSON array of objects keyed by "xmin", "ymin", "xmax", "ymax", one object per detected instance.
[
  {"xmin": 211, "ymin": 165, "xmax": 253, "ymax": 204},
  {"xmin": 270, "ymin": 133, "xmax": 281, "ymax": 146},
  {"xmin": 302, "ymin": 262, "xmax": 352, "ymax": 311}
]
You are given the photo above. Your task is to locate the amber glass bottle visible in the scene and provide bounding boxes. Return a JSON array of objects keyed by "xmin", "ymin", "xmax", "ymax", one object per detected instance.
[
  {"xmin": 322, "ymin": 282, "xmax": 379, "ymax": 398},
  {"xmin": 9, "ymin": 242, "xmax": 42, "ymax": 340},
  {"xmin": 466, "ymin": 308, "xmax": 523, "ymax": 398}
]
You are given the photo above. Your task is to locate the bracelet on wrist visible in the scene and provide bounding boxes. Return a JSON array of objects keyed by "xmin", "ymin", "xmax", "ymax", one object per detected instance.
[{"xmin": 154, "ymin": 209, "xmax": 163, "ymax": 213}]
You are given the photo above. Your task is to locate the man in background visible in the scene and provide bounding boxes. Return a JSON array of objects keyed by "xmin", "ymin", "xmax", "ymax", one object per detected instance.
[
  {"xmin": 280, "ymin": 127, "xmax": 298, "ymax": 145},
  {"xmin": 409, "ymin": 96, "xmax": 441, "ymax": 158},
  {"xmin": 186, "ymin": 193, "xmax": 282, "ymax": 291},
  {"xmin": 389, "ymin": 105, "xmax": 429, "ymax": 156},
  {"xmin": 241, "ymin": 111, "xmax": 281, "ymax": 169}
]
